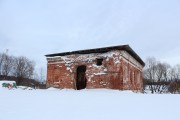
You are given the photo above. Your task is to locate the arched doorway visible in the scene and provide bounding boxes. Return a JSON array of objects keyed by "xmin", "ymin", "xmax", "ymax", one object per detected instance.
[{"xmin": 76, "ymin": 65, "xmax": 87, "ymax": 90}]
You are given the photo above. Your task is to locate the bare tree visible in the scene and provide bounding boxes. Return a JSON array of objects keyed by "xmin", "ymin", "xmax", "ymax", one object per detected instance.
[
  {"xmin": 168, "ymin": 65, "xmax": 180, "ymax": 93},
  {"xmin": 170, "ymin": 64, "xmax": 180, "ymax": 80},
  {"xmin": 2, "ymin": 54, "xmax": 15, "ymax": 76},
  {"xmin": 143, "ymin": 57, "xmax": 157, "ymax": 93},
  {"xmin": 154, "ymin": 62, "xmax": 170, "ymax": 93},
  {"xmin": 13, "ymin": 56, "xmax": 35, "ymax": 79},
  {"xmin": 0, "ymin": 53, "xmax": 5, "ymax": 75},
  {"xmin": 162, "ymin": 63, "xmax": 171, "ymax": 81},
  {"xmin": 143, "ymin": 57, "xmax": 171, "ymax": 93}
]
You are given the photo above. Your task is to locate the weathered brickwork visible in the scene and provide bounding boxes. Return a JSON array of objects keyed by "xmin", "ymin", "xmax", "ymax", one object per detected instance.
[{"xmin": 46, "ymin": 49, "xmax": 144, "ymax": 91}]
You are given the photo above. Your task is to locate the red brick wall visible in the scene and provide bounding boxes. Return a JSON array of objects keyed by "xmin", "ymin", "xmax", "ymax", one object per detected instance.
[{"xmin": 46, "ymin": 50, "xmax": 143, "ymax": 91}]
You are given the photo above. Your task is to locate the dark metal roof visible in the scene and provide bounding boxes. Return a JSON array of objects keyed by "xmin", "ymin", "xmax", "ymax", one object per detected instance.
[{"xmin": 45, "ymin": 45, "xmax": 145, "ymax": 66}]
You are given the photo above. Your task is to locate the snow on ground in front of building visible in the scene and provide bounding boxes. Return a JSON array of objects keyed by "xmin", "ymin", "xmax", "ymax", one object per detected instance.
[{"xmin": 0, "ymin": 87, "xmax": 179, "ymax": 120}]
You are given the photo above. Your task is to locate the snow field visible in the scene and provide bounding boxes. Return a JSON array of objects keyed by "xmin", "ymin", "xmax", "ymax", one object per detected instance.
[{"xmin": 0, "ymin": 88, "xmax": 179, "ymax": 120}]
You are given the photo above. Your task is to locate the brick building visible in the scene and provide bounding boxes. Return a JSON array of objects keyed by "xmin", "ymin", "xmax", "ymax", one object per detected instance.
[{"xmin": 45, "ymin": 45, "xmax": 145, "ymax": 91}]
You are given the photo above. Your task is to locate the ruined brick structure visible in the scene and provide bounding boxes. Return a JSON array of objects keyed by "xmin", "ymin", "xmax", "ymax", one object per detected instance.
[{"xmin": 45, "ymin": 45, "xmax": 145, "ymax": 91}]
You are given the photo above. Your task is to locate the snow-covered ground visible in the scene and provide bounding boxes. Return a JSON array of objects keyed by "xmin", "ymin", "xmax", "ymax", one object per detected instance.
[{"xmin": 0, "ymin": 87, "xmax": 179, "ymax": 120}]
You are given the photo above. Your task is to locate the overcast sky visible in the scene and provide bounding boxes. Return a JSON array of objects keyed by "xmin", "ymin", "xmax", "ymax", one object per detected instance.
[{"xmin": 0, "ymin": 0, "xmax": 180, "ymax": 74}]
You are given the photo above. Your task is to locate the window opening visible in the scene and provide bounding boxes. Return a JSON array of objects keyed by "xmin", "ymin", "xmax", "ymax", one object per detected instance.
[{"xmin": 96, "ymin": 58, "xmax": 103, "ymax": 66}]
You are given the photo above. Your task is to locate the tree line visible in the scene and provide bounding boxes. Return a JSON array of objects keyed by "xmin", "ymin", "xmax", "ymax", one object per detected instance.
[
  {"xmin": 143, "ymin": 57, "xmax": 180, "ymax": 93},
  {"xmin": 0, "ymin": 52, "xmax": 35, "ymax": 79}
]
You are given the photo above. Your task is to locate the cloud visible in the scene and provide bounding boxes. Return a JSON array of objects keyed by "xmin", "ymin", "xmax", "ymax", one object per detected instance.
[{"xmin": 0, "ymin": 0, "xmax": 180, "ymax": 75}]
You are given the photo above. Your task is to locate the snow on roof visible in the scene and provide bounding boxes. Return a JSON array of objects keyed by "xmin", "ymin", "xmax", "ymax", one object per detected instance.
[{"xmin": 45, "ymin": 45, "xmax": 145, "ymax": 66}]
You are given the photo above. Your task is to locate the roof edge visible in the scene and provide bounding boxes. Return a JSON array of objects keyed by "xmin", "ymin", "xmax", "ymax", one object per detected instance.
[{"xmin": 45, "ymin": 45, "xmax": 145, "ymax": 66}]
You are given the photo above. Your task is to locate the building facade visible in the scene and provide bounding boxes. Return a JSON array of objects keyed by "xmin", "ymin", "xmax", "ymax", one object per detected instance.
[{"xmin": 46, "ymin": 45, "xmax": 145, "ymax": 91}]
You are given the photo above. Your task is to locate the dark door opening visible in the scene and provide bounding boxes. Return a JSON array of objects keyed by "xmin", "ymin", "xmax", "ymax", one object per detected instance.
[{"xmin": 76, "ymin": 65, "xmax": 87, "ymax": 90}]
